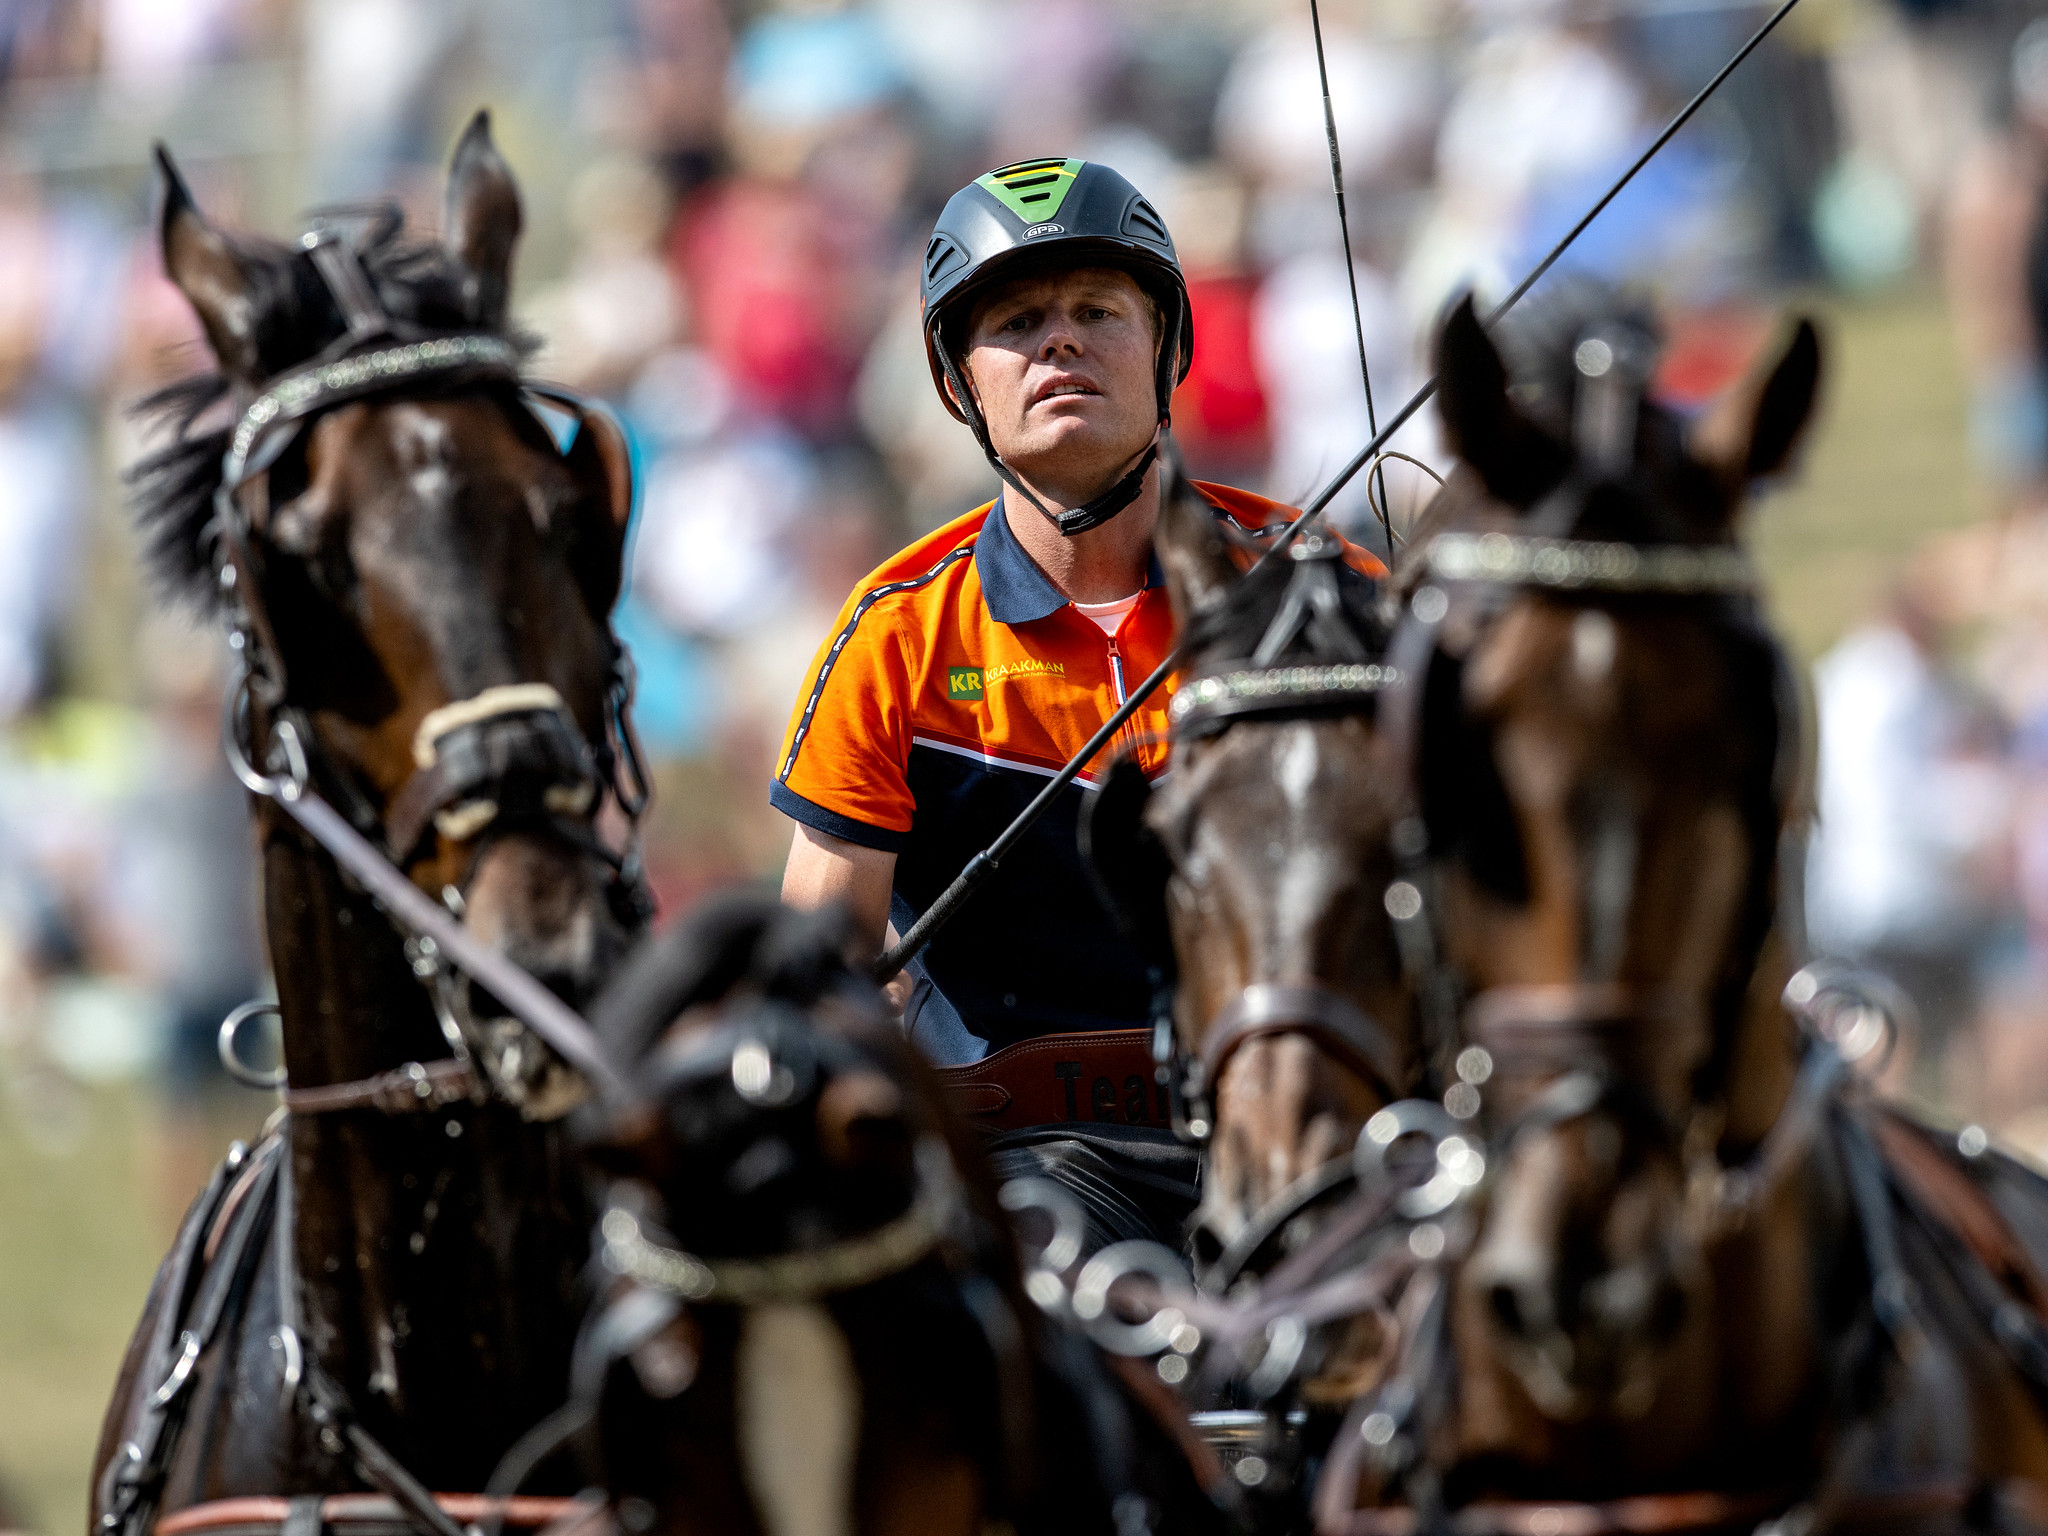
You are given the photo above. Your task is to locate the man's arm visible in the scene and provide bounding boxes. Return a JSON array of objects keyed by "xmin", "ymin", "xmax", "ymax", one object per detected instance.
[{"xmin": 782, "ymin": 821, "xmax": 899, "ymax": 974}]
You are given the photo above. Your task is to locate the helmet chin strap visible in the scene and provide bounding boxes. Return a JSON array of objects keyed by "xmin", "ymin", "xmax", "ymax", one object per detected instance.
[
  {"xmin": 934, "ymin": 313, "xmax": 1169, "ymax": 539},
  {"xmin": 993, "ymin": 433, "xmax": 1160, "ymax": 537}
]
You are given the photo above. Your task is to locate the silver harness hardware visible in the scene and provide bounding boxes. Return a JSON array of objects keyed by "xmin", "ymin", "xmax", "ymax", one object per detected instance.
[{"xmin": 600, "ymin": 1140, "xmax": 960, "ymax": 1306}]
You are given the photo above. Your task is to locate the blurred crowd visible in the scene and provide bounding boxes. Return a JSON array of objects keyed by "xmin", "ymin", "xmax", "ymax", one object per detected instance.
[{"xmin": 5, "ymin": 0, "xmax": 2048, "ymax": 1142}]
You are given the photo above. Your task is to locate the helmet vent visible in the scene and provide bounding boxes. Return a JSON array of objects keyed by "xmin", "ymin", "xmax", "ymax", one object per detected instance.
[
  {"xmin": 1123, "ymin": 198, "xmax": 1169, "ymax": 245},
  {"xmin": 924, "ymin": 233, "xmax": 966, "ymax": 289}
]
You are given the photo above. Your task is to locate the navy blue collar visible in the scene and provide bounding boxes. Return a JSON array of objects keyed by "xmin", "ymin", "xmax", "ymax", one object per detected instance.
[{"xmin": 976, "ymin": 495, "xmax": 1165, "ymax": 626}]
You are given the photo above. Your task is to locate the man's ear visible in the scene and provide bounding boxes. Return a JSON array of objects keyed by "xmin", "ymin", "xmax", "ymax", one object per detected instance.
[
  {"xmin": 1153, "ymin": 470, "xmax": 1238, "ymax": 631},
  {"xmin": 156, "ymin": 143, "xmax": 271, "ymax": 386},
  {"xmin": 1689, "ymin": 317, "xmax": 1822, "ymax": 497},
  {"xmin": 443, "ymin": 109, "xmax": 523, "ymax": 329},
  {"xmin": 1434, "ymin": 293, "xmax": 1570, "ymax": 507}
]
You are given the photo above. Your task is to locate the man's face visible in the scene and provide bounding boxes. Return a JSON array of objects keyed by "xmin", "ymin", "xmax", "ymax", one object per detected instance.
[{"xmin": 961, "ymin": 266, "xmax": 1160, "ymax": 493}]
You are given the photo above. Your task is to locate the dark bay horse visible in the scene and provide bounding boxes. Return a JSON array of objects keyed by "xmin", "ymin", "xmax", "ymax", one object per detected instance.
[
  {"xmin": 571, "ymin": 892, "xmax": 1234, "ymax": 1536},
  {"xmin": 93, "ymin": 114, "xmax": 642, "ymax": 1535},
  {"xmin": 1087, "ymin": 478, "xmax": 1420, "ymax": 1273},
  {"xmin": 1079, "ymin": 475, "xmax": 1451, "ymax": 1513},
  {"xmin": 1326, "ymin": 290, "xmax": 2048, "ymax": 1528}
]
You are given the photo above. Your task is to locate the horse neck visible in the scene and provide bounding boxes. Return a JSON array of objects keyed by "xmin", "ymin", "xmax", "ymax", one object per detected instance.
[{"xmin": 258, "ymin": 805, "xmax": 588, "ymax": 1475}]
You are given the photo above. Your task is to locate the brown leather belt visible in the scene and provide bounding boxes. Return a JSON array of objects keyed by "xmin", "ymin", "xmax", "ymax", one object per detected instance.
[{"xmin": 935, "ymin": 1028, "xmax": 1168, "ymax": 1134}]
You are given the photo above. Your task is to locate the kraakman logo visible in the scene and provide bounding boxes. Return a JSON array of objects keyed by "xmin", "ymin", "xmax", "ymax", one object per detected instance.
[{"xmin": 948, "ymin": 667, "xmax": 984, "ymax": 701}]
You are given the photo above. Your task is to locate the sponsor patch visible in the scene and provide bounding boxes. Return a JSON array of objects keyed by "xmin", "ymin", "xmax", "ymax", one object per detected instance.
[
  {"xmin": 1021, "ymin": 222, "xmax": 1066, "ymax": 239},
  {"xmin": 983, "ymin": 658, "xmax": 1065, "ymax": 684},
  {"xmin": 946, "ymin": 658, "xmax": 1064, "ymax": 701}
]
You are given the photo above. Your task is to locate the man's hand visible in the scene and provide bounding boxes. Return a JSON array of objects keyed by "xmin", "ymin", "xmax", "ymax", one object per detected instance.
[{"xmin": 781, "ymin": 824, "xmax": 910, "ymax": 1012}]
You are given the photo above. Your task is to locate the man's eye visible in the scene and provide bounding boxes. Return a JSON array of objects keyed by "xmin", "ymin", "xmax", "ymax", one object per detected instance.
[{"xmin": 1000, "ymin": 314, "xmax": 1031, "ymax": 331}]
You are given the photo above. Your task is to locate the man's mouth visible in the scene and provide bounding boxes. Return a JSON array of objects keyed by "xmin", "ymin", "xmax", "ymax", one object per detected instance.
[{"xmin": 1032, "ymin": 380, "xmax": 1100, "ymax": 406}]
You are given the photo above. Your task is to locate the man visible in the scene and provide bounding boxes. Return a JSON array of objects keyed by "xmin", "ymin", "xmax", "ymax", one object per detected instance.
[{"xmin": 772, "ymin": 158, "xmax": 1375, "ymax": 1247}]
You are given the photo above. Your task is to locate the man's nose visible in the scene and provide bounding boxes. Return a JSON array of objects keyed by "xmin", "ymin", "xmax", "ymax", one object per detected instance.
[{"xmin": 1037, "ymin": 320, "xmax": 1081, "ymax": 359}]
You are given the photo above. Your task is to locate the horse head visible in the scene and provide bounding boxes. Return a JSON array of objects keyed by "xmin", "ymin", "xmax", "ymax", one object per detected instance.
[
  {"xmin": 1086, "ymin": 477, "xmax": 1418, "ymax": 1287},
  {"xmin": 1406, "ymin": 286, "xmax": 1819, "ymax": 1443},
  {"xmin": 136, "ymin": 114, "xmax": 637, "ymax": 1106},
  {"xmin": 577, "ymin": 893, "xmax": 1233, "ymax": 1536}
]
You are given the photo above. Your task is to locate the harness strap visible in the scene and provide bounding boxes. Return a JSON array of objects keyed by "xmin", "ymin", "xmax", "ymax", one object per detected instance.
[
  {"xmin": 99, "ymin": 1139, "xmax": 285, "ymax": 1536},
  {"xmin": 1327, "ymin": 1488, "xmax": 1791, "ymax": 1536},
  {"xmin": 280, "ymin": 1059, "xmax": 477, "ymax": 1116},
  {"xmin": 1870, "ymin": 1112, "xmax": 2048, "ymax": 1324},
  {"xmin": 1202, "ymin": 983, "xmax": 1402, "ymax": 1101},
  {"xmin": 239, "ymin": 774, "xmax": 627, "ymax": 1103},
  {"xmin": 155, "ymin": 1495, "xmax": 592, "ymax": 1536}
]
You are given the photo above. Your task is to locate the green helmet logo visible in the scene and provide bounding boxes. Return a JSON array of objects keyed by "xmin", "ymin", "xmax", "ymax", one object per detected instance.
[{"xmin": 973, "ymin": 158, "xmax": 1085, "ymax": 223}]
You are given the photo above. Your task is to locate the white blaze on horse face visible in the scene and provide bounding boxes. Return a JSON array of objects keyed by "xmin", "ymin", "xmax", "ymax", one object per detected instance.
[
  {"xmin": 1572, "ymin": 609, "xmax": 1617, "ymax": 684},
  {"xmin": 737, "ymin": 1302, "xmax": 861, "ymax": 1536},
  {"xmin": 1276, "ymin": 724, "xmax": 1319, "ymax": 810}
]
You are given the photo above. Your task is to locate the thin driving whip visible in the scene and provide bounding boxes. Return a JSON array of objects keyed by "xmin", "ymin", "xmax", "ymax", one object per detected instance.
[
  {"xmin": 875, "ymin": 0, "xmax": 1807, "ymax": 984},
  {"xmin": 1310, "ymin": 0, "xmax": 1397, "ymax": 561}
]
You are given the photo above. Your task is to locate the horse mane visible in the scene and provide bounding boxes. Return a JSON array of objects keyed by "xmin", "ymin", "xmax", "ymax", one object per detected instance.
[
  {"xmin": 1186, "ymin": 543, "xmax": 1389, "ymax": 666},
  {"xmin": 587, "ymin": 890, "xmax": 869, "ymax": 1069},
  {"xmin": 126, "ymin": 205, "xmax": 532, "ymax": 609}
]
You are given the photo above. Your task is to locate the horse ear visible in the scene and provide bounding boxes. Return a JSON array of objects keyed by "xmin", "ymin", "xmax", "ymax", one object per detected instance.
[
  {"xmin": 155, "ymin": 144, "xmax": 267, "ymax": 385},
  {"xmin": 564, "ymin": 402, "xmax": 634, "ymax": 616},
  {"xmin": 1154, "ymin": 471, "xmax": 1238, "ymax": 630},
  {"xmin": 1690, "ymin": 317, "xmax": 1822, "ymax": 495},
  {"xmin": 443, "ymin": 109, "xmax": 522, "ymax": 329},
  {"xmin": 1434, "ymin": 293, "xmax": 1568, "ymax": 507},
  {"xmin": 1079, "ymin": 754, "xmax": 1175, "ymax": 974}
]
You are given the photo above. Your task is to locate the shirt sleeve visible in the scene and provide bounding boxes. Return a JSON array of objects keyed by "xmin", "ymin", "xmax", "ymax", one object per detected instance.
[{"xmin": 769, "ymin": 585, "xmax": 917, "ymax": 853}]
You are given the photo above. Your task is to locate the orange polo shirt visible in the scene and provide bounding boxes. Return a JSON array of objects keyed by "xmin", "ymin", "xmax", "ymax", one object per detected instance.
[{"xmin": 771, "ymin": 483, "xmax": 1381, "ymax": 1058}]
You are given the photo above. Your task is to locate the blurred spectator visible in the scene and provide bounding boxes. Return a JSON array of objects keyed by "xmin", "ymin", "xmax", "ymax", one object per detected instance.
[
  {"xmin": 1807, "ymin": 587, "xmax": 2010, "ymax": 1099},
  {"xmin": 1944, "ymin": 18, "xmax": 2048, "ymax": 509},
  {"xmin": 524, "ymin": 156, "xmax": 680, "ymax": 395},
  {"xmin": 303, "ymin": 0, "xmax": 465, "ymax": 200},
  {"xmin": 99, "ymin": 620, "xmax": 263, "ymax": 1099},
  {"xmin": 0, "ymin": 172, "xmax": 88, "ymax": 720},
  {"xmin": 1403, "ymin": 18, "xmax": 1646, "ymax": 321}
]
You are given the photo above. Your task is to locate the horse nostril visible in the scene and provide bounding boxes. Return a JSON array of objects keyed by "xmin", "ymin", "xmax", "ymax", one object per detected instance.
[{"xmin": 1489, "ymin": 1279, "xmax": 1534, "ymax": 1340}]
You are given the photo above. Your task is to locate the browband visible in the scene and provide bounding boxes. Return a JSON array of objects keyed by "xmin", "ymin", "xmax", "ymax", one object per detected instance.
[
  {"xmin": 1170, "ymin": 662, "xmax": 1397, "ymax": 738},
  {"xmin": 1423, "ymin": 531, "xmax": 1754, "ymax": 594},
  {"xmin": 224, "ymin": 334, "xmax": 523, "ymax": 486}
]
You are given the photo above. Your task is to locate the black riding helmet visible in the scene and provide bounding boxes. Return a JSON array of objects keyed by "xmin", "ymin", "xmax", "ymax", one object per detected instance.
[{"xmin": 921, "ymin": 158, "xmax": 1194, "ymax": 536}]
